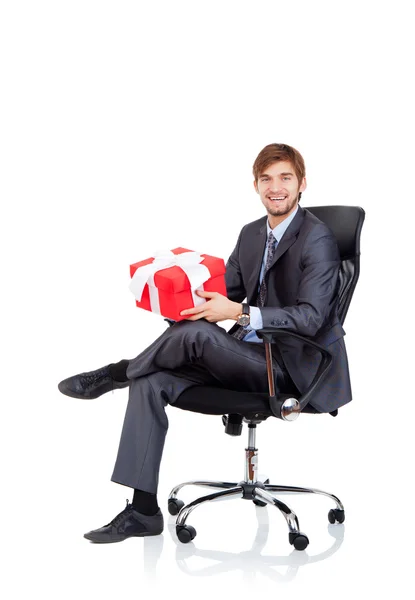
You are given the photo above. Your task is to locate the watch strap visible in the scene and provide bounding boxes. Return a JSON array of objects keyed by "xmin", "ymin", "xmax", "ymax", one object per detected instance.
[{"xmin": 241, "ymin": 303, "xmax": 250, "ymax": 316}]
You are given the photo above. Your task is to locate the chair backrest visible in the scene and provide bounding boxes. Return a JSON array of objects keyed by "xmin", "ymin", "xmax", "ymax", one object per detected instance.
[{"xmin": 306, "ymin": 206, "xmax": 365, "ymax": 325}]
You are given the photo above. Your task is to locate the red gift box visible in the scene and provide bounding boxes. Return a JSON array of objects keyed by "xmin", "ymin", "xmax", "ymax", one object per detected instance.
[{"xmin": 129, "ymin": 248, "xmax": 227, "ymax": 321}]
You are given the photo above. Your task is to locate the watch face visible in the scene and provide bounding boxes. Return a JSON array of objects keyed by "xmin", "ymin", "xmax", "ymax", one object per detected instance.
[{"xmin": 238, "ymin": 314, "xmax": 250, "ymax": 326}]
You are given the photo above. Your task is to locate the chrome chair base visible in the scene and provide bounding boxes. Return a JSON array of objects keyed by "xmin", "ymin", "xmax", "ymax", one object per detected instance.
[{"xmin": 168, "ymin": 423, "xmax": 345, "ymax": 550}]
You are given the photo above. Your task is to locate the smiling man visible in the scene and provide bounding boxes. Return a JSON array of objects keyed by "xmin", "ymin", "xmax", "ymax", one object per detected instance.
[{"xmin": 58, "ymin": 143, "xmax": 351, "ymax": 543}]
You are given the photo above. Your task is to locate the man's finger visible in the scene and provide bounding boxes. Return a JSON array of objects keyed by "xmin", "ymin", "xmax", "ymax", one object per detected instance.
[
  {"xmin": 180, "ymin": 305, "xmax": 206, "ymax": 316},
  {"xmin": 196, "ymin": 290, "xmax": 218, "ymax": 298},
  {"xmin": 183, "ymin": 313, "xmax": 205, "ymax": 321}
]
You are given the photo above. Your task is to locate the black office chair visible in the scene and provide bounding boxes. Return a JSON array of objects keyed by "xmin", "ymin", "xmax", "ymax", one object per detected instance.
[{"xmin": 168, "ymin": 206, "xmax": 365, "ymax": 551}]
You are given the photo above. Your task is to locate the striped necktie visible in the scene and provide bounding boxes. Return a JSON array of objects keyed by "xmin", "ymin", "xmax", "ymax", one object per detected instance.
[
  {"xmin": 232, "ymin": 231, "xmax": 277, "ymax": 340},
  {"xmin": 257, "ymin": 231, "xmax": 277, "ymax": 307}
]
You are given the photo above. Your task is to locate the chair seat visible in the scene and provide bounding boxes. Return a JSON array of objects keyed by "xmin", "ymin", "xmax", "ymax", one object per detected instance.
[{"xmin": 173, "ymin": 385, "xmax": 325, "ymax": 417}]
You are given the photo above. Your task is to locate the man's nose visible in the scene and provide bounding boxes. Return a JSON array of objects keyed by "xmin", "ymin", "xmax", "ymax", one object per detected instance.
[{"xmin": 269, "ymin": 180, "xmax": 281, "ymax": 192}]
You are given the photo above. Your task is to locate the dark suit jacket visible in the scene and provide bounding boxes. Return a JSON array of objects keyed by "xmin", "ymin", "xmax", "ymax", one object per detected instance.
[{"xmin": 225, "ymin": 205, "xmax": 352, "ymax": 413}]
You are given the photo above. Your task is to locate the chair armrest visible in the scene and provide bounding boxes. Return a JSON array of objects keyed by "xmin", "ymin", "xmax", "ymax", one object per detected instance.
[{"xmin": 256, "ymin": 328, "xmax": 333, "ymax": 418}]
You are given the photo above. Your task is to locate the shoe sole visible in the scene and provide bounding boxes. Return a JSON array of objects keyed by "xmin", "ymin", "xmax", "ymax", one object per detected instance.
[
  {"xmin": 84, "ymin": 530, "xmax": 163, "ymax": 543},
  {"xmin": 58, "ymin": 380, "xmax": 129, "ymax": 400}
]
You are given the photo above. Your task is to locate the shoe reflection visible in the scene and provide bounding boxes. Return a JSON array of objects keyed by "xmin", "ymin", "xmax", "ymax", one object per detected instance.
[{"xmin": 142, "ymin": 534, "xmax": 164, "ymax": 576}]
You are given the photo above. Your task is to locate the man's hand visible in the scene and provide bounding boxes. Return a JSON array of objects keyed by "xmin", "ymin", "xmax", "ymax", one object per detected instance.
[{"xmin": 180, "ymin": 290, "xmax": 242, "ymax": 322}]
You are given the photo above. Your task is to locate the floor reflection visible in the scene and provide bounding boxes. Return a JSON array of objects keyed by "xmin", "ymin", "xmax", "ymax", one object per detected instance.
[{"xmin": 142, "ymin": 507, "xmax": 344, "ymax": 582}]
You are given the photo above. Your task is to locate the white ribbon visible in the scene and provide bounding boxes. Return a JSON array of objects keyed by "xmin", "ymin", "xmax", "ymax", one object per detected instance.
[{"xmin": 129, "ymin": 250, "xmax": 211, "ymax": 314}]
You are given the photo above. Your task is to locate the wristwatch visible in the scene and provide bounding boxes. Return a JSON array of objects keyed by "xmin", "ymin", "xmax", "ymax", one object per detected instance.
[{"xmin": 237, "ymin": 303, "xmax": 250, "ymax": 327}]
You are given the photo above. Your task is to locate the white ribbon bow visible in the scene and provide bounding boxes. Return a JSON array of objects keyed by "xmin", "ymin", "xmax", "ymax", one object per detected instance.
[{"xmin": 129, "ymin": 250, "xmax": 211, "ymax": 314}]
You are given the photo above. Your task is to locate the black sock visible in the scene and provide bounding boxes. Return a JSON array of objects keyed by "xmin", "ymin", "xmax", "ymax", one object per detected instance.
[
  {"xmin": 108, "ymin": 359, "xmax": 130, "ymax": 383},
  {"xmin": 132, "ymin": 489, "xmax": 159, "ymax": 516}
]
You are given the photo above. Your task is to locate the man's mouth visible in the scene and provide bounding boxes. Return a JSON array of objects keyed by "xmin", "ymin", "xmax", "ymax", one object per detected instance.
[{"xmin": 268, "ymin": 195, "xmax": 287, "ymax": 202}]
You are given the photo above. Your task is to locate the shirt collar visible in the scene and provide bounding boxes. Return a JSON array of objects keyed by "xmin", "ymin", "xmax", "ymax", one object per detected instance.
[{"xmin": 266, "ymin": 204, "xmax": 299, "ymax": 242}]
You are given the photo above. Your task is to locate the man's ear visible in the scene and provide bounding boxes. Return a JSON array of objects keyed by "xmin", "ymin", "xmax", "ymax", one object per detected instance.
[
  {"xmin": 300, "ymin": 177, "xmax": 307, "ymax": 193},
  {"xmin": 253, "ymin": 180, "xmax": 259, "ymax": 193}
]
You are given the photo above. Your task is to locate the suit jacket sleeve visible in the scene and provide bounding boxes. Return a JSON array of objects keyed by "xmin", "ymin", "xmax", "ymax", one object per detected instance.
[
  {"xmin": 224, "ymin": 226, "xmax": 247, "ymax": 303},
  {"xmin": 260, "ymin": 225, "xmax": 340, "ymax": 337}
]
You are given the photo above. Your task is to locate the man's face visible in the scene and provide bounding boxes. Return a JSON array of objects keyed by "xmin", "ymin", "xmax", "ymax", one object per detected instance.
[{"xmin": 254, "ymin": 160, "xmax": 307, "ymax": 226}]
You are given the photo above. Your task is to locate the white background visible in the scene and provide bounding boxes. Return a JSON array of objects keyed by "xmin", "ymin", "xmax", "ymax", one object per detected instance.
[{"xmin": 1, "ymin": 0, "xmax": 414, "ymax": 597}]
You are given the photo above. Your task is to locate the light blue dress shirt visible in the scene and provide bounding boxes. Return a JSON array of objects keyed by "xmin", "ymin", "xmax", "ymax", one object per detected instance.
[{"xmin": 242, "ymin": 206, "xmax": 299, "ymax": 343}]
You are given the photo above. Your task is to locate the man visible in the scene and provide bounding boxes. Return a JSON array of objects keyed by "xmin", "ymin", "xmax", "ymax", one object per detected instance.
[{"xmin": 58, "ymin": 143, "xmax": 351, "ymax": 543}]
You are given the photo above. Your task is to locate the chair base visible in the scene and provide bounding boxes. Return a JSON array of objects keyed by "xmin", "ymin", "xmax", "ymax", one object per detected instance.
[
  {"xmin": 168, "ymin": 479, "xmax": 344, "ymax": 550},
  {"xmin": 168, "ymin": 423, "xmax": 345, "ymax": 551}
]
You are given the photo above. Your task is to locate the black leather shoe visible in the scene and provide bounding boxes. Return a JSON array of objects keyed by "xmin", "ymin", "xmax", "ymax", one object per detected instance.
[
  {"xmin": 84, "ymin": 501, "xmax": 164, "ymax": 543},
  {"xmin": 58, "ymin": 365, "xmax": 129, "ymax": 399}
]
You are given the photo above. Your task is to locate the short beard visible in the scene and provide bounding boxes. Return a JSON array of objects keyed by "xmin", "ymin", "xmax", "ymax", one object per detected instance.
[{"xmin": 267, "ymin": 195, "xmax": 299, "ymax": 217}]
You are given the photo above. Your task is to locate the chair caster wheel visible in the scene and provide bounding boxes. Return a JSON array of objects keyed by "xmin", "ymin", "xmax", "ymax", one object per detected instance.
[
  {"xmin": 328, "ymin": 508, "xmax": 345, "ymax": 524},
  {"xmin": 176, "ymin": 524, "xmax": 197, "ymax": 543},
  {"xmin": 289, "ymin": 532, "xmax": 309, "ymax": 551},
  {"xmin": 168, "ymin": 498, "xmax": 185, "ymax": 515}
]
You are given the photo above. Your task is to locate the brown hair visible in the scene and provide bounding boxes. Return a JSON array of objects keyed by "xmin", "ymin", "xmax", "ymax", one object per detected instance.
[{"xmin": 253, "ymin": 143, "xmax": 306, "ymax": 197}]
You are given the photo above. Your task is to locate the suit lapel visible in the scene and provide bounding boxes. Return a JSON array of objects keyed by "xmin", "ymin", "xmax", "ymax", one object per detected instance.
[
  {"xmin": 245, "ymin": 218, "xmax": 267, "ymax": 303},
  {"xmin": 268, "ymin": 205, "xmax": 305, "ymax": 270}
]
